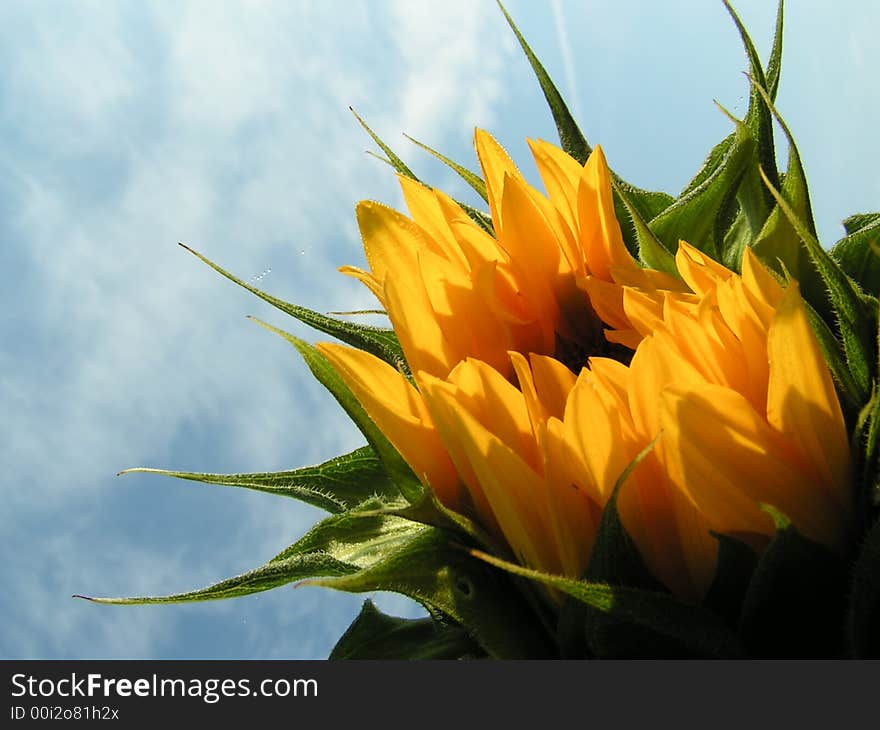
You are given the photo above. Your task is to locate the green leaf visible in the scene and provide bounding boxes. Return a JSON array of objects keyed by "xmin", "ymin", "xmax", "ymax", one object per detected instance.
[
  {"xmin": 309, "ymin": 528, "xmax": 556, "ymax": 659},
  {"xmin": 403, "ymin": 133, "xmax": 488, "ymax": 203},
  {"xmin": 350, "ymin": 106, "xmax": 418, "ymax": 181},
  {"xmin": 680, "ymin": 134, "xmax": 735, "ymax": 199},
  {"xmin": 330, "ymin": 599, "xmax": 484, "ymax": 659},
  {"xmin": 765, "ymin": 0, "xmax": 785, "ymax": 100},
  {"xmin": 356, "ymin": 114, "xmax": 495, "ymax": 236},
  {"xmin": 701, "ymin": 533, "xmax": 759, "ymax": 629},
  {"xmin": 75, "ymin": 553, "xmax": 357, "ymax": 605},
  {"xmin": 611, "ymin": 177, "xmax": 678, "ymax": 276},
  {"xmin": 738, "ymin": 506, "xmax": 849, "ymax": 657},
  {"xmin": 648, "ymin": 110, "xmax": 755, "ymax": 264},
  {"xmin": 495, "ymin": 0, "xmax": 587, "ymax": 163},
  {"xmin": 831, "ymin": 215, "xmax": 880, "ymax": 295},
  {"xmin": 723, "ymin": 0, "xmax": 779, "ymax": 191},
  {"xmin": 118, "ymin": 446, "xmax": 400, "ymax": 514},
  {"xmin": 848, "ymin": 517, "xmax": 880, "ymax": 657},
  {"xmin": 747, "ymin": 78, "xmax": 826, "ymax": 315},
  {"xmin": 843, "ymin": 213, "xmax": 880, "ymax": 236},
  {"xmin": 77, "ymin": 501, "xmax": 425, "ymax": 605},
  {"xmin": 179, "ymin": 243, "xmax": 406, "ymax": 371},
  {"xmin": 473, "ymin": 551, "xmax": 744, "ymax": 658},
  {"xmin": 249, "ymin": 317, "xmax": 424, "ymax": 504}
]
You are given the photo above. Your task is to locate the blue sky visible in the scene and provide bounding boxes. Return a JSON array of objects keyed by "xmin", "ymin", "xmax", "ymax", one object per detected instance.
[{"xmin": 2, "ymin": 1, "xmax": 877, "ymax": 659}]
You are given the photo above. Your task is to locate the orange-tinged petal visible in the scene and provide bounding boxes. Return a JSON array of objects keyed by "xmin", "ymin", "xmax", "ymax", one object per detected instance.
[
  {"xmin": 398, "ymin": 176, "xmax": 470, "ymax": 272},
  {"xmin": 564, "ymin": 369, "xmax": 633, "ymax": 501},
  {"xmin": 766, "ymin": 282, "xmax": 852, "ymax": 519},
  {"xmin": 317, "ymin": 342, "xmax": 459, "ymax": 506},
  {"xmin": 355, "ymin": 201, "xmax": 435, "ymax": 284},
  {"xmin": 383, "ymin": 265, "xmax": 456, "ymax": 378},
  {"xmin": 577, "ymin": 145, "xmax": 632, "ymax": 281},
  {"xmin": 675, "ymin": 241, "xmax": 734, "ymax": 296},
  {"xmin": 613, "ymin": 449, "xmax": 707, "ymax": 600},
  {"xmin": 474, "ymin": 128, "xmax": 525, "ymax": 235},
  {"xmin": 338, "ymin": 264, "xmax": 385, "ymax": 307},
  {"xmin": 432, "ymin": 385, "xmax": 561, "ymax": 574},
  {"xmin": 445, "ymin": 358, "xmax": 539, "ymax": 472},
  {"xmin": 544, "ymin": 417, "xmax": 602, "ymax": 578},
  {"xmin": 528, "ymin": 352, "xmax": 577, "ymax": 421},
  {"xmin": 659, "ymin": 383, "xmax": 846, "ymax": 550},
  {"xmin": 528, "ymin": 137, "xmax": 583, "ymax": 235}
]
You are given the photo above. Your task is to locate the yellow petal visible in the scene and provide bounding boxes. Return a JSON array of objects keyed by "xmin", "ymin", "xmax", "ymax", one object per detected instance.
[
  {"xmin": 659, "ymin": 382, "xmax": 846, "ymax": 550},
  {"xmin": 674, "ymin": 241, "xmax": 734, "ymax": 296},
  {"xmin": 766, "ymin": 282, "xmax": 852, "ymax": 521},
  {"xmin": 474, "ymin": 128, "xmax": 525, "ymax": 235},
  {"xmin": 398, "ymin": 176, "xmax": 470, "ymax": 272},
  {"xmin": 528, "ymin": 137, "xmax": 583, "ymax": 235},
  {"xmin": 317, "ymin": 343, "xmax": 459, "ymax": 507},
  {"xmin": 576, "ymin": 145, "xmax": 632, "ymax": 282},
  {"xmin": 431, "ymin": 384, "xmax": 561, "ymax": 575}
]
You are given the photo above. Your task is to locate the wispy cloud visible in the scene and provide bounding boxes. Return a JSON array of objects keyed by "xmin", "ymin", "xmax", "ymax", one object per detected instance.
[{"xmin": 1, "ymin": 0, "xmax": 512, "ymax": 658}]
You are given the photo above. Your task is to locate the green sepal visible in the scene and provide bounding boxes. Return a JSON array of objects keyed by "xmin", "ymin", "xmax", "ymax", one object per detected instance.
[
  {"xmin": 354, "ymin": 112, "xmax": 495, "ymax": 235},
  {"xmin": 648, "ymin": 110, "xmax": 755, "ymax": 264},
  {"xmin": 308, "ymin": 528, "xmax": 555, "ymax": 659},
  {"xmin": 848, "ymin": 517, "xmax": 880, "ymax": 657},
  {"xmin": 830, "ymin": 214, "xmax": 880, "ymax": 296},
  {"xmin": 722, "ymin": 0, "xmax": 780, "ymax": 193},
  {"xmin": 179, "ymin": 243, "xmax": 406, "ymax": 371},
  {"xmin": 701, "ymin": 533, "xmax": 759, "ymax": 629},
  {"xmin": 738, "ymin": 506, "xmax": 849, "ymax": 657},
  {"xmin": 843, "ymin": 213, "xmax": 880, "ymax": 236},
  {"xmin": 117, "ymin": 446, "xmax": 400, "ymax": 514},
  {"xmin": 403, "ymin": 133, "xmax": 488, "ymax": 203},
  {"xmin": 350, "ymin": 106, "xmax": 418, "ymax": 181},
  {"xmin": 76, "ymin": 499, "xmax": 421, "ymax": 605},
  {"xmin": 330, "ymin": 599, "xmax": 484, "ymax": 659},
  {"xmin": 746, "ymin": 78, "xmax": 827, "ymax": 316},
  {"xmin": 473, "ymin": 551, "xmax": 744, "ymax": 659},
  {"xmin": 249, "ymin": 317, "xmax": 424, "ymax": 504},
  {"xmin": 611, "ymin": 177, "xmax": 678, "ymax": 277}
]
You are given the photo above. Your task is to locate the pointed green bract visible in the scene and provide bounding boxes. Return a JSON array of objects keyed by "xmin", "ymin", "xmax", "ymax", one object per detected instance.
[
  {"xmin": 119, "ymin": 446, "xmax": 399, "ymax": 514},
  {"xmin": 831, "ymin": 215, "xmax": 880, "ymax": 295},
  {"xmin": 350, "ymin": 106, "xmax": 419, "ymax": 181},
  {"xmin": 648, "ymin": 111, "xmax": 755, "ymax": 265},
  {"xmin": 723, "ymin": 0, "xmax": 779, "ymax": 192},
  {"xmin": 355, "ymin": 113, "xmax": 495, "ymax": 235},
  {"xmin": 79, "ymin": 500, "xmax": 424, "ymax": 605},
  {"xmin": 76, "ymin": 553, "xmax": 357, "ymax": 605},
  {"xmin": 404, "ymin": 133, "xmax": 488, "ymax": 203},
  {"xmin": 611, "ymin": 177, "xmax": 678, "ymax": 276},
  {"xmin": 330, "ymin": 599, "xmax": 483, "ymax": 659},
  {"xmin": 310, "ymin": 528, "xmax": 556, "ymax": 659},
  {"xmin": 179, "ymin": 243, "xmax": 406, "ymax": 371},
  {"xmin": 472, "ymin": 550, "xmax": 744, "ymax": 658},
  {"xmin": 249, "ymin": 317, "xmax": 424, "ymax": 504}
]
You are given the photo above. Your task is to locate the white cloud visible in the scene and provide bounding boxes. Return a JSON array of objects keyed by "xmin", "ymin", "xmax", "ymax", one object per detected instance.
[{"xmin": 1, "ymin": 0, "xmax": 512, "ymax": 658}]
